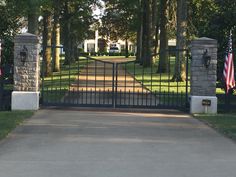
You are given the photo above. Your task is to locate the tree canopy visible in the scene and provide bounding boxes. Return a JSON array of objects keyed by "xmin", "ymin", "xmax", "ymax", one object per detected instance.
[{"xmin": 0, "ymin": 0, "xmax": 235, "ymax": 77}]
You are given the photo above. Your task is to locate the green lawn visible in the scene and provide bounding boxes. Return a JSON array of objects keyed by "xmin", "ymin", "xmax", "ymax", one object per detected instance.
[
  {"xmin": 195, "ymin": 113, "xmax": 236, "ymax": 141},
  {"xmin": 42, "ymin": 57, "xmax": 92, "ymax": 103},
  {"xmin": 0, "ymin": 111, "xmax": 34, "ymax": 140},
  {"xmin": 124, "ymin": 61, "xmax": 189, "ymax": 93}
]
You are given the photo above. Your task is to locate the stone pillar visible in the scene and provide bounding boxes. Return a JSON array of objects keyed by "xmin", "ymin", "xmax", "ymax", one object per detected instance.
[
  {"xmin": 12, "ymin": 33, "xmax": 40, "ymax": 110},
  {"xmin": 190, "ymin": 37, "xmax": 217, "ymax": 114}
]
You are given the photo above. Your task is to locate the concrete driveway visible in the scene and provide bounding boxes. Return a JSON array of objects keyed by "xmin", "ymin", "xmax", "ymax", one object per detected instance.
[{"xmin": 0, "ymin": 110, "xmax": 236, "ymax": 177}]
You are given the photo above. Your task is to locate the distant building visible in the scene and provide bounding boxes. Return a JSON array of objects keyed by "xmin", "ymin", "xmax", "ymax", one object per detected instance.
[
  {"xmin": 82, "ymin": 30, "xmax": 136, "ymax": 53},
  {"xmin": 81, "ymin": 30, "xmax": 176, "ymax": 54}
]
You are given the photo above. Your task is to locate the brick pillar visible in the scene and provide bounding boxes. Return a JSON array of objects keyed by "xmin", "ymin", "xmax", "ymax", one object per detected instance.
[
  {"xmin": 12, "ymin": 33, "xmax": 40, "ymax": 110},
  {"xmin": 190, "ymin": 37, "xmax": 217, "ymax": 114}
]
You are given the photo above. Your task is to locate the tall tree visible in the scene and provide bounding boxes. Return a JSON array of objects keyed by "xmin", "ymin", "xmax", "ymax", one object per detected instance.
[
  {"xmin": 136, "ymin": 0, "xmax": 142, "ymax": 63},
  {"xmin": 158, "ymin": 0, "xmax": 169, "ymax": 73},
  {"xmin": 172, "ymin": 0, "xmax": 187, "ymax": 81},
  {"xmin": 42, "ymin": 10, "xmax": 52, "ymax": 76},
  {"xmin": 27, "ymin": 0, "xmax": 40, "ymax": 35},
  {"xmin": 141, "ymin": 0, "xmax": 152, "ymax": 67},
  {"xmin": 52, "ymin": 0, "xmax": 61, "ymax": 72}
]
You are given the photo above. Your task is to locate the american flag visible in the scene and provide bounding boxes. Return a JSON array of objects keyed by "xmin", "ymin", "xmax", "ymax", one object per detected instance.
[{"xmin": 223, "ymin": 31, "xmax": 235, "ymax": 93}]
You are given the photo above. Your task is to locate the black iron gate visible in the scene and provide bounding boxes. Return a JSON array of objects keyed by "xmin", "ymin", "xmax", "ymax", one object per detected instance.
[
  {"xmin": 41, "ymin": 47, "xmax": 190, "ymax": 110},
  {"xmin": 0, "ymin": 40, "xmax": 13, "ymax": 111},
  {"xmin": 0, "ymin": 65, "xmax": 13, "ymax": 111}
]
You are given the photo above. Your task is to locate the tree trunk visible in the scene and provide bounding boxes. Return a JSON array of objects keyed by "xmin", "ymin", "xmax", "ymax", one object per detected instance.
[
  {"xmin": 63, "ymin": 1, "xmax": 71, "ymax": 65},
  {"xmin": 70, "ymin": 35, "xmax": 76, "ymax": 63},
  {"xmin": 140, "ymin": 0, "xmax": 146, "ymax": 65},
  {"xmin": 172, "ymin": 0, "xmax": 187, "ymax": 81},
  {"xmin": 125, "ymin": 38, "xmax": 129, "ymax": 58},
  {"xmin": 43, "ymin": 11, "xmax": 52, "ymax": 77},
  {"xmin": 151, "ymin": 0, "xmax": 158, "ymax": 56},
  {"xmin": 27, "ymin": 0, "xmax": 38, "ymax": 35},
  {"xmin": 158, "ymin": 0, "xmax": 168, "ymax": 73},
  {"xmin": 142, "ymin": 0, "xmax": 152, "ymax": 67},
  {"xmin": 154, "ymin": 2, "xmax": 160, "ymax": 56},
  {"xmin": 52, "ymin": 1, "xmax": 61, "ymax": 72},
  {"xmin": 136, "ymin": 0, "xmax": 143, "ymax": 63}
]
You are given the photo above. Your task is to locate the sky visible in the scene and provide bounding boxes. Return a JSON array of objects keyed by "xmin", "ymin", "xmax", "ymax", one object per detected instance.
[{"xmin": 92, "ymin": 0, "xmax": 105, "ymax": 19}]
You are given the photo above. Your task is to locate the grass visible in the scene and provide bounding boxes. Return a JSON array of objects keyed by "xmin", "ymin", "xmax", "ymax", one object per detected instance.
[
  {"xmin": 195, "ymin": 113, "xmax": 236, "ymax": 142},
  {"xmin": 124, "ymin": 60, "xmax": 189, "ymax": 93},
  {"xmin": 42, "ymin": 57, "xmax": 92, "ymax": 103},
  {"xmin": 0, "ymin": 111, "xmax": 34, "ymax": 140}
]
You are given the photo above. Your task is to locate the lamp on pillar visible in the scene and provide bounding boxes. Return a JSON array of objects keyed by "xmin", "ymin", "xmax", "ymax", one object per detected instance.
[
  {"xmin": 202, "ymin": 49, "xmax": 211, "ymax": 68},
  {"xmin": 20, "ymin": 45, "xmax": 28, "ymax": 65}
]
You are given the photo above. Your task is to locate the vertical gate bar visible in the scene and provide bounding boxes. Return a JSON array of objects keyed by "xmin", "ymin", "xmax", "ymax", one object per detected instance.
[
  {"xmin": 46, "ymin": 87, "xmax": 48, "ymax": 104},
  {"xmin": 86, "ymin": 56, "xmax": 88, "ymax": 104},
  {"xmin": 59, "ymin": 49, "xmax": 63, "ymax": 104},
  {"xmin": 128, "ymin": 90, "xmax": 131, "ymax": 106},
  {"xmin": 185, "ymin": 50, "xmax": 189, "ymax": 108},
  {"xmin": 76, "ymin": 53, "xmax": 80, "ymax": 105},
  {"xmin": 159, "ymin": 52, "xmax": 162, "ymax": 94},
  {"xmin": 55, "ymin": 87, "xmax": 57, "ymax": 105},
  {"xmin": 142, "ymin": 63, "xmax": 144, "ymax": 106},
  {"xmin": 155, "ymin": 90, "xmax": 157, "ymax": 107},
  {"xmin": 95, "ymin": 60, "xmax": 97, "ymax": 105},
  {"xmin": 172, "ymin": 91, "xmax": 174, "ymax": 106},
  {"xmin": 107, "ymin": 89, "xmax": 109, "ymax": 104},
  {"xmin": 176, "ymin": 50, "xmax": 180, "ymax": 107},
  {"xmin": 82, "ymin": 88, "xmax": 84, "ymax": 104},
  {"xmin": 115, "ymin": 63, "xmax": 119, "ymax": 108},
  {"xmin": 164, "ymin": 90, "xmax": 166, "ymax": 106},
  {"xmin": 133, "ymin": 62, "xmax": 136, "ymax": 106},
  {"xmin": 41, "ymin": 46, "xmax": 45, "ymax": 104},
  {"xmin": 68, "ymin": 51, "xmax": 71, "ymax": 91},
  {"xmin": 119, "ymin": 89, "xmax": 122, "ymax": 105},
  {"xmin": 103, "ymin": 62, "xmax": 105, "ymax": 105},
  {"xmin": 112, "ymin": 63, "xmax": 115, "ymax": 108},
  {"xmin": 50, "ymin": 46, "xmax": 54, "ymax": 104},
  {"xmin": 0, "ymin": 39, "xmax": 2, "ymax": 109},
  {"xmin": 124, "ymin": 63, "xmax": 127, "ymax": 105},
  {"xmin": 168, "ymin": 51, "xmax": 171, "ymax": 107},
  {"xmin": 90, "ymin": 88, "xmax": 92, "ymax": 105},
  {"xmin": 99, "ymin": 89, "xmax": 101, "ymax": 105},
  {"xmin": 115, "ymin": 64, "xmax": 118, "ymax": 107},
  {"xmin": 151, "ymin": 58, "xmax": 153, "ymax": 91},
  {"xmin": 72, "ymin": 88, "xmax": 75, "ymax": 105},
  {"xmin": 146, "ymin": 91, "xmax": 148, "ymax": 106},
  {"xmin": 150, "ymin": 60, "xmax": 153, "ymax": 106},
  {"xmin": 137, "ymin": 90, "xmax": 139, "ymax": 106}
]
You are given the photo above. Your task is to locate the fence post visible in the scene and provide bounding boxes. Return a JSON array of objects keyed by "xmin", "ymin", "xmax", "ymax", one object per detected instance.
[
  {"xmin": 190, "ymin": 37, "xmax": 218, "ymax": 114},
  {"xmin": 0, "ymin": 39, "xmax": 3, "ymax": 106},
  {"xmin": 11, "ymin": 33, "xmax": 40, "ymax": 110}
]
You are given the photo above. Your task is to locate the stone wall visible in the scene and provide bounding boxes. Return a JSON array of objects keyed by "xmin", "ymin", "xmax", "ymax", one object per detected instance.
[{"xmin": 14, "ymin": 33, "xmax": 40, "ymax": 92}]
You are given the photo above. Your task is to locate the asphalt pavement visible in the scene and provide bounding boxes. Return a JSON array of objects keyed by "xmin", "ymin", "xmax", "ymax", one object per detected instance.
[{"xmin": 0, "ymin": 109, "xmax": 236, "ymax": 177}]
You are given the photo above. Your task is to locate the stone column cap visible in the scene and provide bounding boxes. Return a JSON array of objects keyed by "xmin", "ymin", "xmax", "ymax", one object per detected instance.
[
  {"xmin": 14, "ymin": 33, "xmax": 39, "ymax": 43},
  {"xmin": 191, "ymin": 37, "xmax": 217, "ymax": 46}
]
